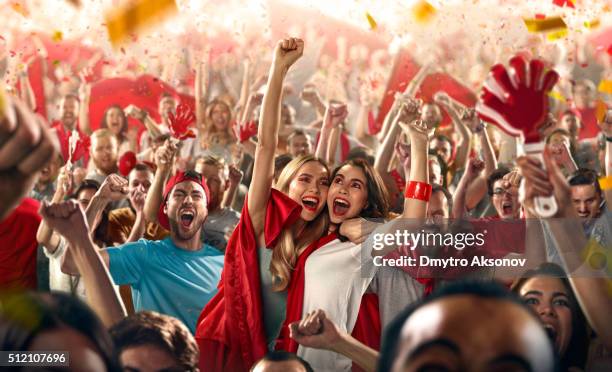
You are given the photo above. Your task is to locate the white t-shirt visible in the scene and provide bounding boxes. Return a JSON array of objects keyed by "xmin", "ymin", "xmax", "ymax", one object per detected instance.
[
  {"xmin": 44, "ymin": 238, "xmax": 87, "ymax": 302},
  {"xmin": 298, "ymin": 238, "xmax": 378, "ymax": 371}
]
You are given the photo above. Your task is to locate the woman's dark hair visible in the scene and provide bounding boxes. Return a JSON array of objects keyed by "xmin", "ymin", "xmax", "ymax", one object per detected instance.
[
  {"xmin": 331, "ymin": 158, "xmax": 390, "ymax": 219},
  {"xmin": 110, "ymin": 311, "xmax": 199, "ymax": 371},
  {"xmin": 250, "ymin": 350, "xmax": 314, "ymax": 372},
  {"xmin": 100, "ymin": 105, "xmax": 128, "ymax": 138},
  {"xmin": 0, "ymin": 292, "xmax": 120, "ymax": 371},
  {"xmin": 511, "ymin": 263, "xmax": 589, "ymax": 371}
]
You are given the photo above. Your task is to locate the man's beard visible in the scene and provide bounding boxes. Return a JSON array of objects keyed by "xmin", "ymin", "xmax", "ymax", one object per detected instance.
[
  {"xmin": 93, "ymin": 158, "xmax": 117, "ymax": 175},
  {"xmin": 169, "ymin": 218, "xmax": 200, "ymax": 241}
]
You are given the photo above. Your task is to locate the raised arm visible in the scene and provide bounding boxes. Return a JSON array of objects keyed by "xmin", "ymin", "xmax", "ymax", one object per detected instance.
[
  {"xmin": 452, "ymin": 158, "xmax": 484, "ymax": 218},
  {"xmin": 249, "ymin": 38, "xmax": 303, "ymax": 236},
  {"xmin": 463, "ymin": 110, "xmax": 497, "ymax": 210},
  {"xmin": 125, "ymin": 105, "xmax": 163, "ymax": 139},
  {"xmin": 301, "ymin": 85, "xmax": 326, "ymax": 118},
  {"xmin": 36, "ymin": 166, "xmax": 72, "ymax": 253},
  {"xmin": 143, "ymin": 140, "xmax": 178, "ymax": 223},
  {"xmin": 40, "ymin": 200, "xmax": 125, "ymax": 328},
  {"xmin": 378, "ymin": 63, "xmax": 431, "ymax": 141},
  {"xmin": 18, "ymin": 59, "xmax": 36, "ymax": 111},
  {"xmin": 85, "ymin": 174, "xmax": 128, "ymax": 233},
  {"xmin": 434, "ymin": 92, "xmax": 470, "ymax": 170},
  {"xmin": 221, "ymin": 164, "xmax": 243, "ymax": 209},
  {"xmin": 195, "ymin": 53, "xmax": 210, "ymax": 127},
  {"xmin": 78, "ymin": 69, "xmax": 93, "ymax": 135},
  {"xmin": 290, "ymin": 309, "xmax": 378, "ymax": 372},
  {"xmin": 400, "ymin": 116, "xmax": 432, "ymax": 220}
]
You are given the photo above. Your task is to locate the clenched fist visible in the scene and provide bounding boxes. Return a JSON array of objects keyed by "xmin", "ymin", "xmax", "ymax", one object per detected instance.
[
  {"xmin": 39, "ymin": 199, "xmax": 90, "ymax": 243},
  {"xmin": 273, "ymin": 38, "xmax": 304, "ymax": 73}
]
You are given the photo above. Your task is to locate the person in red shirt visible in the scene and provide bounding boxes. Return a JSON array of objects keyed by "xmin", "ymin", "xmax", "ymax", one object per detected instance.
[
  {"xmin": 572, "ymin": 79, "xmax": 606, "ymax": 140},
  {"xmin": 0, "ymin": 92, "xmax": 59, "ymax": 290}
]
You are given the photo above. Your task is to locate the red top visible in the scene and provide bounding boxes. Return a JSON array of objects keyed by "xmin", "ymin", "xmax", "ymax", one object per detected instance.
[
  {"xmin": 50, "ymin": 121, "xmax": 88, "ymax": 164},
  {"xmin": 0, "ymin": 198, "xmax": 41, "ymax": 290},
  {"xmin": 196, "ymin": 189, "xmax": 302, "ymax": 372},
  {"xmin": 577, "ymin": 106, "xmax": 601, "ymax": 140}
]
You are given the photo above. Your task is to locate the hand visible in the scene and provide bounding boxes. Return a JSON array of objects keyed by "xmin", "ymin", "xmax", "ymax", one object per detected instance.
[
  {"xmin": 72, "ymin": 167, "xmax": 87, "ymax": 188},
  {"xmin": 131, "ymin": 188, "xmax": 146, "ymax": 213},
  {"xmin": 433, "ymin": 91, "xmax": 451, "ymax": 107},
  {"xmin": 502, "ymin": 169, "xmax": 522, "ymax": 190},
  {"xmin": 359, "ymin": 83, "xmax": 376, "ymax": 107},
  {"xmin": 98, "ymin": 174, "xmax": 128, "ymax": 201},
  {"xmin": 301, "ymin": 85, "xmax": 321, "ymax": 104},
  {"xmin": 56, "ymin": 166, "xmax": 73, "ymax": 197},
  {"xmin": 399, "ymin": 119, "xmax": 434, "ymax": 141},
  {"xmin": 154, "ymin": 139, "xmax": 178, "ymax": 170},
  {"xmin": 272, "ymin": 38, "xmax": 304, "ymax": 72},
  {"xmin": 124, "ymin": 104, "xmax": 144, "ymax": 120},
  {"xmin": 461, "ymin": 108, "xmax": 486, "ymax": 133},
  {"xmin": 39, "ymin": 199, "xmax": 89, "ymax": 243},
  {"xmin": 227, "ymin": 164, "xmax": 243, "ymax": 185},
  {"xmin": 248, "ymin": 92, "xmax": 264, "ymax": 107},
  {"xmin": 0, "ymin": 95, "xmax": 60, "ymax": 220},
  {"xmin": 395, "ymin": 97, "xmax": 422, "ymax": 125},
  {"xmin": 476, "ymin": 55, "xmax": 559, "ymax": 143},
  {"xmin": 465, "ymin": 158, "xmax": 485, "ymax": 180},
  {"xmin": 323, "ymin": 101, "xmax": 348, "ymax": 129},
  {"xmin": 339, "ymin": 218, "xmax": 381, "ymax": 244},
  {"xmin": 600, "ymin": 109, "xmax": 612, "ymax": 137},
  {"xmin": 289, "ymin": 309, "xmax": 344, "ymax": 351}
]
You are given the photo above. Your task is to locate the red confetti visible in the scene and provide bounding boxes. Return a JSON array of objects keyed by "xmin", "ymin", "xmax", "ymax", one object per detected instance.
[
  {"xmin": 535, "ymin": 14, "xmax": 546, "ymax": 20},
  {"xmin": 553, "ymin": 0, "xmax": 575, "ymax": 8},
  {"xmin": 168, "ymin": 103, "xmax": 196, "ymax": 140},
  {"xmin": 608, "ymin": 45, "xmax": 612, "ymax": 56}
]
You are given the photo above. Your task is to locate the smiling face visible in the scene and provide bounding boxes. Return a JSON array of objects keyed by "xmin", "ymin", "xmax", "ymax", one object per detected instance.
[
  {"xmin": 198, "ymin": 162, "xmax": 226, "ymax": 212},
  {"xmin": 491, "ymin": 179, "xmax": 520, "ymax": 219},
  {"xmin": 289, "ymin": 133, "xmax": 312, "ymax": 158},
  {"xmin": 421, "ymin": 103, "xmax": 442, "ymax": 127},
  {"xmin": 129, "ymin": 168, "xmax": 153, "ymax": 207},
  {"xmin": 327, "ymin": 164, "xmax": 368, "ymax": 224},
  {"xmin": 519, "ymin": 277, "xmax": 573, "ymax": 356},
  {"xmin": 164, "ymin": 180, "xmax": 208, "ymax": 241},
  {"xmin": 105, "ymin": 107, "xmax": 125, "ymax": 136},
  {"xmin": 210, "ymin": 102, "xmax": 231, "ymax": 131},
  {"xmin": 91, "ymin": 135, "xmax": 119, "ymax": 175},
  {"xmin": 285, "ymin": 161, "xmax": 329, "ymax": 222},
  {"xmin": 391, "ymin": 296, "xmax": 554, "ymax": 372},
  {"xmin": 60, "ymin": 96, "xmax": 79, "ymax": 129},
  {"xmin": 430, "ymin": 138, "xmax": 452, "ymax": 164}
]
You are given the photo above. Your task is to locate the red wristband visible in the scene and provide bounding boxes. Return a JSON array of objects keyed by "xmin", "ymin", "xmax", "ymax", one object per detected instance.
[{"xmin": 405, "ymin": 181, "xmax": 432, "ymax": 202}]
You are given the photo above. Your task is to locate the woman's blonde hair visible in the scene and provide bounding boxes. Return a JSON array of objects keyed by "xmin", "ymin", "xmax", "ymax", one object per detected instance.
[{"xmin": 270, "ymin": 154, "xmax": 329, "ymax": 291}]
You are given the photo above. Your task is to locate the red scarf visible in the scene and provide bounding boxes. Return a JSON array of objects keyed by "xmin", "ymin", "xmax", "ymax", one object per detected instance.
[{"xmin": 196, "ymin": 189, "xmax": 302, "ymax": 372}]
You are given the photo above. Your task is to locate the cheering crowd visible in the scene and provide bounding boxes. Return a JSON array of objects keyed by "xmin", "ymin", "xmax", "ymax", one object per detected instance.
[{"xmin": 1, "ymin": 23, "xmax": 612, "ymax": 372}]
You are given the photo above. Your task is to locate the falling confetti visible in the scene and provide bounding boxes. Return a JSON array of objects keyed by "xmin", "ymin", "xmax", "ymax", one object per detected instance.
[
  {"xmin": 0, "ymin": 84, "xmax": 5, "ymax": 122},
  {"xmin": 548, "ymin": 90, "xmax": 566, "ymax": 102},
  {"xmin": 552, "ymin": 0, "xmax": 575, "ymax": 8},
  {"xmin": 523, "ymin": 16, "xmax": 567, "ymax": 33},
  {"xmin": 52, "ymin": 30, "xmax": 63, "ymax": 42},
  {"xmin": 412, "ymin": 0, "xmax": 436, "ymax": 24},
  {"xmin": 584, "ymin": 20, "xmax": 600, "ymax": 29},
  {"xmin": 546, "ymin": 28, "xmax": 568, "ymax": 41},
  {"xmin": 365, "ymin": 12, "xmax": 377, "ymax": 30},
  {"xmin": 10, "ymin": 1, "xmax": 29, "ymax": 17},
  {"xmin": 105, "ymin": 0, "xmax": 178, "ymax": 47},
  {"xmin": 598, "ymin": 80, "xmax": 612, "ymax": 94}
]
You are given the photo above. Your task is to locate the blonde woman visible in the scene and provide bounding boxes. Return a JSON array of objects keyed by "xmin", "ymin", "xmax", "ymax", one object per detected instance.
[{"xmin": 196, "ymin": 38, "xmax": 331, "ymax": 371}]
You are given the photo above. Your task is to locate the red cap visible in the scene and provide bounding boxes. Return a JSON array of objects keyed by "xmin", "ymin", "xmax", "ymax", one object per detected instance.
[{"xmin": 157, "ymin": 171, "xmax": 210, "ymax": 230}]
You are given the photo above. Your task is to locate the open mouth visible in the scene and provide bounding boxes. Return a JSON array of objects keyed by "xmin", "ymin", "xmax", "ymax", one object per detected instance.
[
  {"xmin": 333, "ymin": 197, "xmax": 351, "ymax": 216},
  {"xmin": 180, "ymin": 209, "xmax": 196, "ymax": 228},
  {"xmin": 542, "ymin": 324, "xmax": 558, "ymax": 344},
  {"xmin": 502, "ymin": 201, "xmax": 513, "ymax": 215},
  {"xmin": 301, "ymin": 196, "xmax": 319, "ymax": 212},
  {"xmin": 577, "ymin": 211, "xmax": 589, "ymax": 218}
]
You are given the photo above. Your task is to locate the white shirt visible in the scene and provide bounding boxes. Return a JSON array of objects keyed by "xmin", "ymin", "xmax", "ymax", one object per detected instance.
[
  {"xmin": 298, "ymin": 238, "xmax": 378, "ymax": 371},
  {"xmin": 44, "ymin": 238, "xmax": 87, "ymax": 302}
]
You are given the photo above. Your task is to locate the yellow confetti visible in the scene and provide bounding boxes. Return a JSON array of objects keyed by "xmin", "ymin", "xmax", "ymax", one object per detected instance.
[
  {"xmin": 365, "ymin": 12, "xmax": 377, "ymax": 30},
  {"xmin": 598, "ymin": 80, "xmax": 612, "ymax": 94},
  {"xmin": 412, "ymin": 0, "xmax": 436, "ymax": 24},
  {"xmin": 584, "ymin": 19, "xmax": 600, "ymax": 29},
  {"xmin": 548, "ymin": 90, "xmax": 566, "ymax": 102},
  {"xmin": 599, "ymin": 176, "xmax": 612, "ymax": 191},
  {"xmin": 0, "ymin": 84, "xmax": 5, "ymax": 122},
  {"xmin": 52, "ymin": 30, "xmax": 63, "ymax": 42},
  {"xmin": 596, "ymin": 100, "xmax": 607, "ymax": 122},
  {"xmin": 546, "ymin": 28, "xmax": 568, "ymax": 41},
  {"xmin": 106, "ymin": 0, "xmax": 178, "ymax": 48},
  {"xmin": 10, "ymin": 2, "xmax": 29, "ymax": 17},
  {"xmin": 523, "ymin": 16, "xmax": 566, "ymax": 33}
]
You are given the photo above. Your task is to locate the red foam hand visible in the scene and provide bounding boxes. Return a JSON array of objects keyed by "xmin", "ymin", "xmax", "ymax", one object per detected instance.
[
  {"xmin": 235, "ymin": 120, "xmax": 258, "ymax": 143},
  {"xmin": 71, "ymin": 134, "xmax": 91, "ymax": 162},
  {"xmin": 118, "ymin": 151, "xmax": 137, "ymax": 176},
  {"xmin": 168, "ymin": 103, "xmax": 196, "ymax": 140},
  {"xmin": 476, "ymin": 55, "xmax": 559, "ymax": 143}
]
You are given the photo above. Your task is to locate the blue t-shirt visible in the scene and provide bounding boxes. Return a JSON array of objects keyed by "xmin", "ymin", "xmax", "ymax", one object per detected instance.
[{"xmin": 107, "ymin": 237, "xmax": 224, "ymax": 333}]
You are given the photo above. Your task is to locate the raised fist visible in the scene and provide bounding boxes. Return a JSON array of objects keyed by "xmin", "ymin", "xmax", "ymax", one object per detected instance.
[
  {"xmin": 39, "ymin": 199, "xmax": 89, "ymax": 242},
  {"xmin": 476, "ymin": 55, "xmax": 559, "ymax": 143},
  {"xmin": 273, "ymin": 38, "xmax": 304, "ymax": 72},
  {"xmin": 323, "ymin": 101, "xmax": 348, "ymax": 129},
  {"xmin": 98, "ymin": 174, "xmax": 129, "ymax": 201}
]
